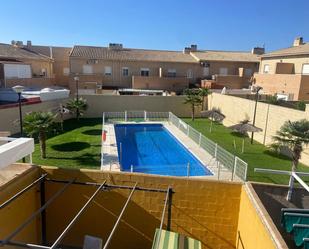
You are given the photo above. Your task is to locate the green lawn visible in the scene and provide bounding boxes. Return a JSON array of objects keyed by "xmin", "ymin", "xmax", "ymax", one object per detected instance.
[
  {"xmin": 30, "ymin": 117, "xmax": 309, "ymax": 185},
  {"xmin": 32, "ymin": 118, "xmax": 101, "ymax": 169},
  {"xmin": 183, "ymin": 118, "xmax": 309, "ymax": 185}
]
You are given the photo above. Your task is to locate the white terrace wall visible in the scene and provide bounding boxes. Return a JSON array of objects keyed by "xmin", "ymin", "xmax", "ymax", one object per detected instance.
[
  {"xmin": 0, "ymin": 99, "xmax": 69, "ymax": 134},
  {"xmin": 81, "ymin": 95, "xmax": 198, "ymax": 118},
  {"xmin": 208, "ymin": 93, "xmax": 309, "ymax": 164}
]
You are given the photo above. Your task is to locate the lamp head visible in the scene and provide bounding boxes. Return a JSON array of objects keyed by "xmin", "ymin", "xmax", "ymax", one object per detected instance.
[
  {"xmin": 74, "ymin": 76, "xmax": 79, "ymax": 81},
  {"xmin": 12, "ymin": 85, "xmax": 25, "ymax": 94}
]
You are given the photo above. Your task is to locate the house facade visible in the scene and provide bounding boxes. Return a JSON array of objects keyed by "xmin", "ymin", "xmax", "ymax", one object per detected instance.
[
  {"xmin": 69, "ymin": 43, "xmax": 261, "ymax": 93},
  {"xmin": 0, "ymin": 42, "xmax": 54, "ymax": 88},
  {"xmin": 25, "ymin": 41, "xmax": 72, "ymax": 87},
  {"xmin": 254, "ymin": 37, "xmax": 309, "ymax": 100}
]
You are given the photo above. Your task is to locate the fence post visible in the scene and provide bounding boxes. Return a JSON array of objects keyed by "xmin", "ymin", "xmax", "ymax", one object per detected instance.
[
  {"xmin": 187, "ymin": 162, "xmax": 190, "ymax": 177},
  {"xmin": 244, "ymin": 162, "xmax": 248, "ymax": 182},
  {"xmin": 214, "ymin": 143, "xmax": 218, "ymax": 160},
  {"xmin": 199, "ymin": 133, "xmax": 202, "ymax": 147},
  {"xmin": 144, "ymin": 110, "xmax": 147, "ymax": 121},
  {"xmin": 217, "ymin": 162, "xmax": 221, "ymax": 180},
  {"xmin": 120, "ymin": 142, "xmax": 122, "ymax": 168},
  {"xmin": 125, "ymin": 111, "xmax": 127, "ymax": 122},
  {"xmin": 232, "ymin": 156, "xmax": 237, "ymax": 181}
]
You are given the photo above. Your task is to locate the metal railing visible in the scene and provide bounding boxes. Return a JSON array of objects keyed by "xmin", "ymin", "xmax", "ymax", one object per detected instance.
[
  {"xmin": 101, "ymin": 111, "xmax": 248, "ymax": 181},
  {"xmin": 168, "ymin": 112, "xmax": 248, "ymax": 181}
]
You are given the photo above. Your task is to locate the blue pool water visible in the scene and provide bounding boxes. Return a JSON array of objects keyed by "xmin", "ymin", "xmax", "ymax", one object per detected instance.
[{"xmin": 114, "ymin": 124, "xmax": 212, "ymax": 176}]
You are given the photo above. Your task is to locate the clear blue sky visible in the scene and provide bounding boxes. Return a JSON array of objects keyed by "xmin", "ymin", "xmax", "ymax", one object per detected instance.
[{"xmin": 1, "ymin": 0, "xmax": 308, "ymax": 52}]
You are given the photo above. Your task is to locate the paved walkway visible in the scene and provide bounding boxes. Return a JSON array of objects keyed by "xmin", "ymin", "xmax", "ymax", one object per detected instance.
[{"xmin": 101, "ymin": 121, "xmax": 241, "ymax": 182}]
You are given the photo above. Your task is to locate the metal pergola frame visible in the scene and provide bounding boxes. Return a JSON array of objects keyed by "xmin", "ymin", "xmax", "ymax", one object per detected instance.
[{"xmin": 0, "ymin": 175, "xmax": 173, "ymax": 249}]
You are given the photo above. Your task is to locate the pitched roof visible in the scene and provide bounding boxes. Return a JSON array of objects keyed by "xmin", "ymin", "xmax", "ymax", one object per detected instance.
[
  {"xmin": 0, "ymin": 43, "xmax": 51, "ymax": 61},
  {"xmin": 70, "ymin": 45, "xmax": 198, "ymax": 63},
  {"xmin": 262, "ymin": 43, "xmax": 309, "ymax": 58},
  {"xmin": 28, "ymin": 45, "xmax": 72, "ymax": 60},
  {"xmin": 191, "ymin": 50, "xmax": 260, "ymax": 62}
]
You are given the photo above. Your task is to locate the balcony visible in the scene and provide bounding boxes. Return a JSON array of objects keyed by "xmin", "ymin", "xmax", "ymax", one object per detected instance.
[
  {"xmin": 201, "ymin": 74, "xmax": 252, "ymax": 89},
  {"xmin": 132, "ymin": 75, "xmax": 189, "ymax": 92}
]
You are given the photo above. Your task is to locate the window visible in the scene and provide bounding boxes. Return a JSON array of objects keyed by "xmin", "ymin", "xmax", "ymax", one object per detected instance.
[
  {"xmin": 140, "ymin": 68, "xmax": 150, "ymax": 77},
  {"xmin": 82, "ymin": 65, "xmax": 93, "ymax": 74},
  {"xmin": 219, "ymin": 68, "xmax": 228, "ymax": 76},
  {"xmin": 244, "ymin": 68, "xmax": 253, "ymax": 77},
  {"xmin": 203, "ymin": 67, "xmax": 210, "ymax": 76},
  {"xmin": 122, "ymin": 67, "xmax": 129, "ymax": 76},
  {"xmin": 4, "ymin": 64, "xmax": 31, "ymax": 79},
  {"xmin": 167, "ymin": 69, "xmax": 176, "ymax": 77},
  {"xmin": 187, "ymin": 69, "xmax": 193, "ymax": 79},
  {"xmin": 63, "ymin": 67, "xmax": 70, "ymax": 76},
  {"xmin": 41, "ymin": 68, "xmax": 47, "ymax": 77},
  {"xmin": 302, "ymin": 64, "xmax": 309, "ymax": 75},
  {"xmin": 263, "ymin": 64, "xmax": 270, "ymax": 74},
  {"xmin": 105, "ymin": 66, "xmax": 112, "ymax": 76}
]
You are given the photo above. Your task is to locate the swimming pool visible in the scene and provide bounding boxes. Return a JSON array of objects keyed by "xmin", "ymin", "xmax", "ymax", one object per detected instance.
[{"xmin": 114, "ymin": 123, "xmax": 212, "ymax": 176}]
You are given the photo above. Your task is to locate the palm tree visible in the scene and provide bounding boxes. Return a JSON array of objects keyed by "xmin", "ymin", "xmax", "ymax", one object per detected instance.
[
  {"xmin": 198, "ymin": 88, "xmax": 210, "ymax": 111},
  {"xmin": 23, "ymin": 111, "xmax": 56, "ymax": 159},
  {"xmin": 183, "ymin": 89, "xmax": 202, "ymax": 121},
  {"xmin": 272, "ymin": 119, "xmax": 309, "ymax": 201},
  {"xmin": 66, "ymin": 98, "xmax": 88, "ymax": 120}
]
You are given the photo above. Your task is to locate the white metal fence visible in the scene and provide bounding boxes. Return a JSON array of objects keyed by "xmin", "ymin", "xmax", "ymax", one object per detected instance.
[{"xmin": 101, "ymin": 111, "xmax": 248, "ymax": 181}]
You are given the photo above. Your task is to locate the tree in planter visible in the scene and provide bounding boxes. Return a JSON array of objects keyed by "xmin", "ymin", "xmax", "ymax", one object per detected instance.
[
  {"xmin": 183, "ymin": 88, "xmax": 202, "ymax": 121},
  {"xmin": 66, "ymin": 98, "xmax": 88, "ymax": 120},
  {"xmin": 198, "ymin": 88, "xmax": 210, "ymax": 111},
  {"xmin": 272, "ymin": 119, "xmax": 309, "ymax": 201},
  {"xmin": 23, "ymin": 111, "xmax": 56, "ymax": 159}
]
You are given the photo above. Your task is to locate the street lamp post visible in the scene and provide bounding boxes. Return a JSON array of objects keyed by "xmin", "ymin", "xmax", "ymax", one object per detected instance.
[
  {"xmin": 74, "ymin": 76, "xmax": 80, "ymax": 120},
  {"xmin": 12, "ymin": 85, "xmax": 25, "ymax": 162},
  {"xmin": 74, "ymin": 76, "xmax": 79, "ymax": 100},
  {"xmin": 251, "ymin": 86, "xmax": 263, "ymax": 144}
]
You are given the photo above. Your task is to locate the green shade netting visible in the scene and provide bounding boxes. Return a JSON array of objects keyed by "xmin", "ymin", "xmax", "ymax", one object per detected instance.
[{"xmin": 152, "ymin": 229, "xmax": 202, "ymax": 249}]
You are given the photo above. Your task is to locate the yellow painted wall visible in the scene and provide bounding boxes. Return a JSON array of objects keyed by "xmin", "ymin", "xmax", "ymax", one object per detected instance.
[
  {"xmin": 0, "ymin": 167, "xmax": 41, "ymax": 248},
  {"xmin": 0, "ymin": 166, "xmax": 282, "ymax": 249},
  {"xmin": 41, "ymin": 167, "xmax": 242, "ymax": 249},
  {"xmin": 236, "ymin": 185, "xmax": 277, "ymax": 249}
]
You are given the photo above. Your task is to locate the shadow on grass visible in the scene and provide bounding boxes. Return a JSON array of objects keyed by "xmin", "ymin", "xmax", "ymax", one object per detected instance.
[
  {"xmin": 51, "ymin": 142, "xmax": 90, "ymax": 152},
  {"xmin": 230, "ymin": 131, "xmax": 248, "ymax": 138},
  {"xmin": 263, "ymin": 149, "xmax": 292, "ymax": 161},
  {"xmin": 45, "ymin": 153, "xmax": 100, "ymax": 167},
  {"xmin": 82, "ymin": 129, "xmax": 102, "ymax": 136}
]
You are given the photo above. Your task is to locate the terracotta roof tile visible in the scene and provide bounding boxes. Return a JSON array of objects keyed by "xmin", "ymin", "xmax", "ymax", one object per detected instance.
[
  {"xmin": 70, "ymin": 45, "xmax": 198, "ymax": 63},
  {"xmin": 262, "ymin": 43, "xmax": 309, "ymax": 58},
  {"xmin": 191, "ymin": 50, "xmax": 260, "ymax": 62},
  {"xmin": 0, "ymin": 43, "xmax": 51, "ymax": 61}
]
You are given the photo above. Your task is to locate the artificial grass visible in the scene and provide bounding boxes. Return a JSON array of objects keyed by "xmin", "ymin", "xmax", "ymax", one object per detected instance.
[
  {"xmin": 31, "ymin": 118, "xmax": 101, "ymax": 169},
  {"xmin": 183, "ymin": 118, "xmax": 309, "ymax": 185}
]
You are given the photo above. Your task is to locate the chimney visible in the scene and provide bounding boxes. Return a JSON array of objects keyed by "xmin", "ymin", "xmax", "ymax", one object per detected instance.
[
  {"xmin": 293, "ymin": 37, "xmax": 304, "ymax": 46},
  {"xmin": 183, "ymin": 47, "xmax": 191, "ymax": 54},
  {"xmin": 190, "ymin": 44, "xmax": 197, "ymax": 52},
  {"xmin": 108, "ymin": 43, "xmax": 123, "ymax": 50},
  {"xmin": 15, "ymin": 41, "xmax": 23, "ymax": 47},
  {"xmin": 251, "ymin": 47, "xmax": 265, "ymax": 55},
  {"xmin": 27, "ymin": 40, "xmax": 32, "ymax": 47}
]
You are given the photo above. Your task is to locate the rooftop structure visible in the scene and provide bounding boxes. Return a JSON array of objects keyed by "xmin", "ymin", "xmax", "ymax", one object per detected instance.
[{"xmin": 254, "ymin": 36, "xmax": 309, "ymax": 100}]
